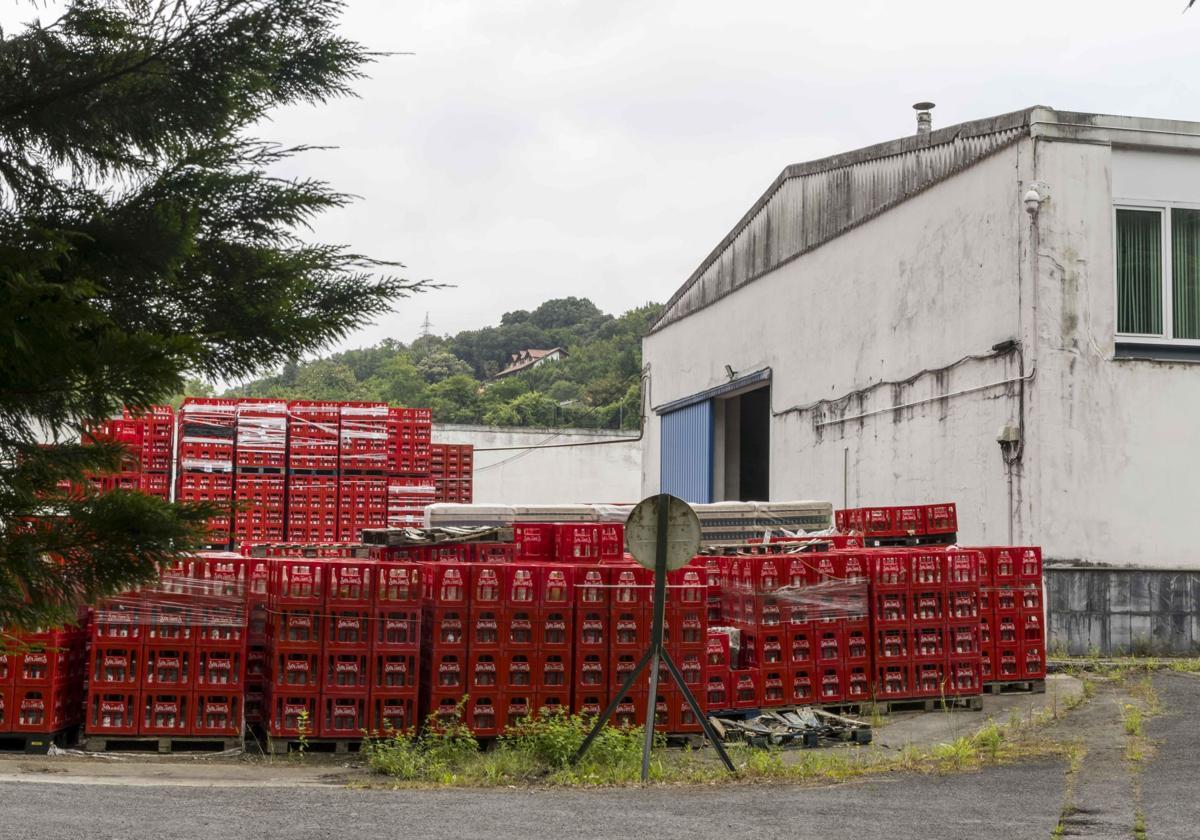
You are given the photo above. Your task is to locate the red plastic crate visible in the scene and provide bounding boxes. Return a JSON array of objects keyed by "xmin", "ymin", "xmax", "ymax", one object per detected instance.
[
  {"xmin": 610, "ymin": 607, "xmax": 650, "ymax": 654},
  {"xmin": 90, "ymin": 645, "xmax": 140, "ymax": 689},
  {"xmin": 268, "ymin": 559, "xmax": 325, "ymax": 607},
  {"xmin": 981, "ymin": 646, "xmax": 995, "ymax": 681},
  {"xmin": 925, "ymin": 503, "xmax": 958, "ymax": 535},
  {"xmin": 500, "ymin": 693, "xmax": 534, "ymax": 731},
  {"xmin": 325, "ymin": 560, "xmax": 374, "ymax": 606},
  {"xmin": 991, "ymin": 547, "xmax": 1018, "ymax": 584},
  {"xmin": 817, "ymin": 665, "xmax": 844, "ymax": 703},
  {"xmin": 195, "ymin": 647, "xmax": 243, "ymax": 689},
  {"xmin": 1021, "ymin": 643, "xmax": 1046, "ymax": 679},
  {"xmin": 869, "ymin": 554, "xmax": 910, "ymax": 588},
  {"xmin": 513, "ymin": 523, "xmax": 556, "ymax": 560},
  {"xmin": 142, "ymin": 647, "xmax": 191, "ymax": 690},
  {"xmin": 0, "ymin": 654, "xmax": 12, "ymax": 686},
  {"xmin": 370, "ymin": 693, "xmax": 417, "ymax": 734},
  {"xmin": 731, "ymin": 669, "xmax": 761, "ymax": 709},
  {"xmin": 995, "ymin": 613, "xmax": 1019, "ymax": 646},
  {"xmin": 574, "ymin": 653, "xmax": 607, "ymax": 692},
  {"xmin": 946, "ymin": 588, "xmax": 979, "ymax": 621},
  {"xmin": 911, "ymin": 626, "xmax": 945, "ymax": 661},
  {"xmin": 502, "ymin": 608, "xmax": 537, "ymax": 650},
  {"xmin": 270, "ymin": 648, "xmax": 321, "ymax": 693},
  {"xmin": 536, "ymin": 692, "xmax": 569, "ymax": 720},
  {"xmin": 372, "ymin": 652, "xmax": 417, "ymax": 692},
  {"xmin": 873, "ymin": 590, "xmax": 910, "ymax": 628},
  {"xmin": 994, "ymin": 587, "xmax": 1018, "ymax": 614},
  {"xmin": 423, "ymin": 607, "xmax": 466, "ymax": 651},
  {"xmin": 92, "ymin": 601, "xmax": 143, "ymax": 643},
  {"xmin": 944, "ymin": 549, "xmax": 980, "ymax": 587},
  {"xmin": 574, "ymin": 566, "xmax": 610, "ymax": 608},
  {"xmin": 911, "ymin": 553, "xmax": 944, "ymax": 588},
  {"xmin": 469, "ymin": 564, "xmax": 503, "ymax": 609},
  {"xmin": 575, "ymin": 609, "xmax": 609, "ymax": 655},
  {"xmin": 911, "ymin": 590, "xmax": 944, "ymax": 624},
  {"xmin": 669, "ymin": 607, "xmax": 706, "ymax": 650},
  {"xmin": 428, "ymin": 651, "xmax": 466, "ymax": 692},
  {"xmin": 11, "ymin": 686, "xmax": 70, "ymax": 734},
  {"xmin": 503, "ymin": 563, "xmax": 539, "ymax": 606},
  {"xmin": 140, "ymin": 692, "xmax": 189, "ymax": 736},
  {"xmin": 424, "ymin": 692, "xmax": 463, "ymax": 726},
  {"xmin": 324, "ymin": 608, "xmax": 372, "ymax": 652},
  {"xmin": 422, "ymin": 563, "xmax": 470, "ymax": 607},
  {"xmin": 12, "ymin": 646, "xmax": 72, "ymax": 687},
  {"xmin": 270, "ymin": 607, "xmax": 322, "ymax": 648},
  {"xmin": 846, "ymin": 664, "xmax": 870, "ymax": 702},
  {"xmin": 875, "ymin": 663, "xmax": 912, "ymax": 699},
  {"xmin": 320, "ymin": 693, "xmax": 368, "ymax": 739},
  {"xmin": 88, "ymin": 690, "xmax": 139, "ymax": 736},
  {"xmin": 706, "ymin": 631, "xmax": 733, "ymax": 672},
  {"xmin": 537, "ymin": 609, "xmax": 573, "ymax": 652},
  {"xmin": 143, "ymin": 600, "xmax": 194, "ymax": 645},
  {"xmin": 610, "ymin": 566, "xmax": 652, "ymax": 609},
  {"xmin": 844, "ymin": 625, "xmax": 870, "ymax": 666},
  {"xmin": 326, "ymin": 651, "xmax": 370, "ymax": 694},
  {"xmin": 979, "ymin": 613, "xmax": 994, "ymax": 648},
  {"xmin": 609, "ymin": 694, "xmax": 643, "ymax": 730},
  {"xmin": 539, "ymin": 565, "xmax": 575, "ymax": 610},
  {"xmin": 787, "ymin": 667, "xmax": 815, "ymax": 705},
  {"xmin": 609, "ymin": 651, "xmax": 640, "ymax": 690},
  {"xmin": 1017, "ymin": 547, "xmax": 1043, "ymax": 583},
  {"xmin": 195, "ymin": 604, "xmax": 246, "ymax": 648},
  {"xmin": 468, "ymin": 651, "xmax": 500, "ymax": 693},
  {"xmin": 500, "ymin": 652, "xmax": 535, "ymax": 692},
  {"xmin": 536, "ymin": 654, "xmax": 570, "ymax": 693},
  {"xmin": 555, "ymin": 524, "xmax": 600, "ymax": 562},
  {"xmin": 948, "ymin": 623, "xmax": 981, "ymax": 656},
  {"xmin": 373, "ymin": 607, "xmax": 421, "ymax": 652},
  {"xmin": 787, "ymin": 626, "xmax": 814, "ymax": 668},
  {"xmin": 0, "ymin": 685, "xmax": 10, "ymax": 732},
  {"xmin": 1020, "ymin": 585, "xmax": 1044, "ymax": 613},
  {"xmin": 194, "ymin": 693, "xmax": 242, "ymax": 736},
  {"xmin": 705, "ymin": 673, "xmax": 730, "ymax": 711},
  {"xmin": 947, "ymin": 658, "xmax": 982, "ymax": 696},
  {"xmin": 467, "ymin": 608, "xmax": 501, "ymax": 652},
  {"xmin": 914, "ymin": 660, "xmax": 947, "ymax": 697},
  {"xmin": 816, "ymin": 627, "xmax": 844, "ymax": 664},
  {"xmin": 376, "ymin": 562, "xmax": 422, "ymax": 606},
  {"xmin": 268, "ymin": 694, "xmax": 319, "ymax": 738},
  {"xmin": 466, "ymin": 694, "xmax": 501, "ymax": 737},
  {"xmin": 995, "ymin": 646, "xmax": 1020, "ymax": 680}
]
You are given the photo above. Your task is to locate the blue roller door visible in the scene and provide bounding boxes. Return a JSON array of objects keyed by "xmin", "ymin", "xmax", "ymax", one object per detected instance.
[{"xmin": 660, "ymin": 401, "xmax": 713, "ymax": 503}]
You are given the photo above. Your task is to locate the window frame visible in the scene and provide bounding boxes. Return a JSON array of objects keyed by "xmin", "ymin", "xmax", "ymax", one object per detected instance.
[{"xmin": 1113, "ymin": 200, "xmax": 1200, "ymax": 347}]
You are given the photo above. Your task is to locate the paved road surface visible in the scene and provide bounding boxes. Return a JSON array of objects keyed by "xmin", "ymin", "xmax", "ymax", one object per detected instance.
[{"xmin": 2, "ymin": 760, "xmax": 1065, "ymax": 840}]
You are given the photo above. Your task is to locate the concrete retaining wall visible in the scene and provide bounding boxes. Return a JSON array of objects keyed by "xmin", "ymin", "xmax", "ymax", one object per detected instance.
[{"xmin": 1045, "ymin": 567, "xmax": 1200, "ymax": 656}]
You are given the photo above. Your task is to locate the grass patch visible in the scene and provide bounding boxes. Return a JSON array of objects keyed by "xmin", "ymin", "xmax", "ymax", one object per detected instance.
[
  {"xmin": 1122, "ymin": 703, "xmax": 1144, "ymax": 737},
  {"xmin": 1134, "ymin": 809, "xmax": 1147, "ymax": 840},
  {"xmin": 359, "ymin": 700, "xmax": 1074, "ymax": 788}
]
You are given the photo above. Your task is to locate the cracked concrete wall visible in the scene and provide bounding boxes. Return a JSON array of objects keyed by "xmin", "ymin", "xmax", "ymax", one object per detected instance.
[
  {"xmin": 1029, "ymin": 143, "xmax": 1200, "ymax": 566},
  {"xmin": 643, "ymin": 144, "xmax": 1027, "ymax": 545},
  {"xmin": 1046, "ymin": 567, "xmax": 1200, "ymax": 655}
]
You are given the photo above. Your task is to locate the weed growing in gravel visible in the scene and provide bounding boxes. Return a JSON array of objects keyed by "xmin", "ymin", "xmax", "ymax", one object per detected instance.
[{"xmin": 1121, "ymin": 704, "xmax": 1143, "ymax": 737}]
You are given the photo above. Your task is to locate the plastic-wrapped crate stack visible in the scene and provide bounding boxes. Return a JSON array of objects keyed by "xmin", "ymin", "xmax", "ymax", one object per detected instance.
[
  {"xmin": 431, "ymin": 444, "xmax": 473, "ymax": 504},
  {"xmin": 176, "ymin": 398, "xmax": 238, "ymax": 548},
  {"xmin": 81, "ymin": 406, "xmax": 174, "ymax": 500},
  {"xmin": 974, "ymin": 547, "xmax": 1046, "ymax": 685},
  {"xmin": 84, "ymin": 552, "xmax": 248, "ymax": 744},
  {"xmin": 0, "ymin": 614, "xmax": 89, "ymax": 743},
  {"xmin": 384, "ymin": 408, "xmax": 435, "ymax": 530},
  {"xmin": 338, "ymin": 403, "xmax": 390, "ymax": 541},
  {"xmin": 262, "ymin": 551, "xmax": 423, "ymax": 744},
  {"xmin": 285, "ymin": 401, "xmax": 341, "ymax": 543},
  {"xmin": 233, "ymin": 399, "xmax": 288, "ymax": 544}
]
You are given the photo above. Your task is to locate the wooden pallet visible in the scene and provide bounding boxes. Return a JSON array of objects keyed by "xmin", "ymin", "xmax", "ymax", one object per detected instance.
[
  {"xmin": 82, "ymin": 734, "xmax": 244, "ymax": 754},
  {"xmin": 265, "ymin": 736, "xmax": 362, "ymax": 755},
  {"xmin": 984, "ymin": 679, "xmax": 1046, "ymax": 695},
  {"xmin": 819, "ymin": 694, "xmax": 983, "ymax": 716},
  {"xmin": 0, "ymin": 725, "xmax": 79, "ymax": 754},
  {"xmin": 862, "ymin": 533, "xmax": 957, "ymax": 548}
]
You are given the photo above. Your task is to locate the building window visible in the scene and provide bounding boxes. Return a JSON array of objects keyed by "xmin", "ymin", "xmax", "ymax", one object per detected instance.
[{"xmin": 1116, "ymin": 204, "xmax": 1200, "ymax": 342}]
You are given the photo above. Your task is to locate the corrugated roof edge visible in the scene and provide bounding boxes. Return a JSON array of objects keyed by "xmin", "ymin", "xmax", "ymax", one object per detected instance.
[{"xmin": 649, "ymin": 105, "xmax": 1046, "ymax": 334}]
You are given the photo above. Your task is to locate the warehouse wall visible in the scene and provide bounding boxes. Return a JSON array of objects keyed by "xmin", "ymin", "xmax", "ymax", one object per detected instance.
[
  {"xmin": 1046, "ymin": 568, "xmax": 1200, "ymax": 655},
  {"xmin": 1028, "ymin": 143, "xmax": 1200, "ymax": 567},
  {"xmin": 643, "ymin": 143, "xmax": 1029, "ymax": 546},
  {"xmin": 433, "ymin": 424, "xmax": 641, "ymax": 505}
]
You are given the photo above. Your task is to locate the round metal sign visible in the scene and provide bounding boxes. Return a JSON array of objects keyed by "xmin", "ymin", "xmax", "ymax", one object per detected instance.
[{"xmin": 624, "ymin": 494, "xmax": 702, "ymax": 572}]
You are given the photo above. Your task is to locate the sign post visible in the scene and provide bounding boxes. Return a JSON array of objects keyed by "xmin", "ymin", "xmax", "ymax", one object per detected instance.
[{"xmin": 571, "ymin": 494, "xmax": 735, "ymax": 779}]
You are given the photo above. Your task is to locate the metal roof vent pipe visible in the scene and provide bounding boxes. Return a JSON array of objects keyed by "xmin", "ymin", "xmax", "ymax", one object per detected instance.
[{"xmin": 913, "ymin": 101, "xmax": 935, "ymax": 135}]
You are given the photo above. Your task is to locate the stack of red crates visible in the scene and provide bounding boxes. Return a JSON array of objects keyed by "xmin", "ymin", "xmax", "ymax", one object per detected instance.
[
  {"xmin": 385, "ymin": 408, "xmax": 434, "ymax": 528},
  {"xmin": 837, "ymin": 503, "xmax": 958, "ymax": 541},
  {"xmin": 338, "ymin": 403, "xmax": 390, "ymax": 541},
  {"xmin": 972, "ymin": 547, "xmax": 1046, "ymax": 684},
  {"xmin": 0, "ymin": 620, "xmax": 88, "ymax": 740},
  {"xmin": 286, "ymin": 401, "xmax": 340, "ymax": 543},
  {"xmin": 869, "ymin": 549, "xmax": 983, "ymax": 702},
  {"xmin": 86, "ymin": 553, "xmax": 247, "ymax": 740},
  {"xmin": 176, "ymin": 398, "xmax": 238, "ymax": 548},
  {"xmin": 263, "ymin": 555, "xmax": 424, "ymax": 740},
  {"xmin": 80, "ymin": 406, "xmax": 174, "ymax": 500},
  {"xmin": 431, "ymin": 444, "xmax": 473, "ymax": 504},
  {"xmin": 233, "ymin": 399, "xmax": 287, "ymax": 544}
]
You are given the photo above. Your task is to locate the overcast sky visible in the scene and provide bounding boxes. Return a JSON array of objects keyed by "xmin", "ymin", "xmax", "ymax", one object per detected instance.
[{"xmin": 10, "ymin": 1, "xmax": 1200, "ymax": 370}]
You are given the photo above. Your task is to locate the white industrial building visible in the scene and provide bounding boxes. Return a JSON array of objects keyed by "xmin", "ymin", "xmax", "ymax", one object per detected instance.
[{"xmin": 642, "ymin": 105, "xmax": 1200, "ymax": 580}]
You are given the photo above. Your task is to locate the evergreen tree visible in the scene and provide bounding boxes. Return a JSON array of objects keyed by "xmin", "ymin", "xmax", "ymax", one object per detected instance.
[{"xmin": 0, "ymin": 0, "xmax": 421, "ymax": 629}]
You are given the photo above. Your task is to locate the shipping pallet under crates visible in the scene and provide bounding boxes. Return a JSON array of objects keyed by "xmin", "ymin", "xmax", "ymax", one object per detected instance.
[
  {"xmin": 0, "ymin": 725, "xmax": 79, "ymax": 754},
  {"xmin": 984, "ymin": 679, "xmax": 1046, "ymax": 695},
  {"xmin": 81, "ymin": 734, "xmax": 245, "ymax": 754},
  {"xmin": 264, "ymin": 736, "xmax": 362, "ymax": 755}
]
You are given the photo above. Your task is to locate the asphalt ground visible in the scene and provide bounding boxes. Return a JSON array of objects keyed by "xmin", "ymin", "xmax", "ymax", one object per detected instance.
[
  {"xmin": 1139, "ymin": 671, "xmax": 1200, "ymax": 840},
  {"xmin": 0, "ymin": 759, "xmax": 1067, "ymax": 840}
]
